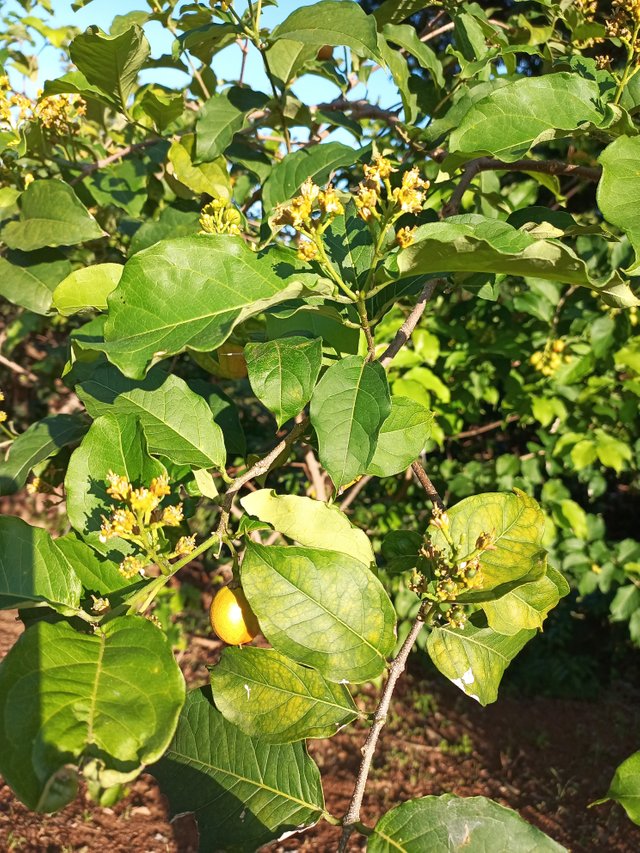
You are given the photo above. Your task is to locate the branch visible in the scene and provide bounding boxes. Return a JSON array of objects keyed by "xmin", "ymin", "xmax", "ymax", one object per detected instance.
[
  {"xmin": 216, "ymin": 417, "xmax": 310, "ymax": 536},
  {"xmin": 449, "ymin": 413, "xmax": 519, "ymax": 441},
  {"xmin": 410, "ymin": 460, "xmax": 445, "ymax": 510},
  {"xmin": 379, "ymin": 279, "xmax": 443, "ymax": 368},
  {"xmin": 69, "ymin": 138, "xmax": 160, "ymax": 185},
  {"xmin": 337, "ymin": 613, "xmax": 430, "ymax": 852},
  {"xmin": 0, "ymin": 352, "xmax": 38, "ymax": 383},
  {"xmin": 442, "ymin": 157, "xmax": 601, "ymax": 217}
]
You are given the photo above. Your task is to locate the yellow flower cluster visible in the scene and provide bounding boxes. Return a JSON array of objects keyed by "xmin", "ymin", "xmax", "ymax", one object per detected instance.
[
  {"xmin": 100, "ymin": 471, "xmax": 196, "ymax": 579},
  {"xmin": 607, "ymin": 0, "xmax": 640, "ymax": 43},
  {"xmin": 0, "ymin": 390, "xmax": 6, "ymax": 424},
  {"xmin": 273, "ymin": 178, "xmax": 344, "ymax": 233},
  {"xmin": 0, "ymin": 77, "xmax": 85, "ymax": 133},
  {"xmin": 355, "ymin": 154, "xmax": 430, "ymax": 222},
  {"xmin": 100, "ymin": 471, "xmax": 180, "ymax": 538},
  {"xmin": 199, "ymin": 198, "xmax": 242, "ymax": 236},
  {"xmin": 530, "ymin": 339, "xmax": 567, "ymax": 377}
]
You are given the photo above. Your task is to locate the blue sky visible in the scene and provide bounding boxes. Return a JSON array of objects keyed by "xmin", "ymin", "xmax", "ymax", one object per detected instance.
[{"xmin": 5, "ymin": 0, "xmax": 401, "ymax": 142}]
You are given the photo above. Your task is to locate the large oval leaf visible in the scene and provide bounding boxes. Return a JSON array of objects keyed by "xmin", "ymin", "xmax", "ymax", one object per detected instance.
[
  {"xmin": 449, "ymin": 72, "xmax": 605, "ymax": 161},
  {"xmin": 598, "ymin": 135, "xmax": 640, "ymax": 274},
  {"xmin": 211, "ymin": 646, "xmax": 358, "ymax": 742},
  {"xmin": 241, "ymin": 543, "xmax": 396, "ymax": 683},
  {"xmin": 245, "ymin": 335, "xmax": 322, "ymax": 428},
  {"xmin": 240, "ymin": 489, "xmax": 374, "ymax": 566},
  {"xmin": 98, "ymin": 235, "xmax": 311, "ymax": 379},
  {"xmin": 368, "ymin": 794, "xmax": 566, "ymax": 852},
  {"xmin": 151, "ymin": 687, "xmax": 324, "ymax": 852},
  {"xmin": 310, "ymin": 355, "xmax": 391, "ymax": 490},
  {"xmin": 0, "ymin": 616, "xmax": 185, "ymax": 812},
  {"xmin": 75, "ymin": 361, "xmax": 225, "ymax": 469},
  {"xmin": 367, "ymin": 396, "xmax": 433, "ymax": 478}
]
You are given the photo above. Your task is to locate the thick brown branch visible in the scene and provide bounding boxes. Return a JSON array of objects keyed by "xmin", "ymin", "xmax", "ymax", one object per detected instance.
[
  {"xmin": 69, "ymin": 138, "xmax": 161, "ymax": 185},
  {"xmin": 449, "ymin": 413, "xmax": 519, "ymax": 441},
  {"xmin": 442, "ymin": 157, "xmax": 601, "ymax": 217}
]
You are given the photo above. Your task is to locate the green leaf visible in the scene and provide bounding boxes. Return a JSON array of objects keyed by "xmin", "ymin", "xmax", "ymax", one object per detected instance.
[
  {"xmin": 263, "ymin": 142, "xmax": 363, "ymax": 213},
  {"xmin": 374, "ymin": 0, "xmax": 433, "ymax": 26},
  {"xmin": 54, "ymin": 533, "xmax": 138, "ymax": 595},
  {"xmin": 367, "ymin": 397, "xmax": 433, "ymax": 478},
  {"xmin": 86, "ymin": 158, "xmax": 148, "ymax": 217},
  {"xmin": 595, "ymin": 752, "xmax": 640, "ymax": 825},
  {"xmin": 610, "ymin": 584, "xmax": 640, "ymax": 622},
  {"xmin": 449, "ymin": 73, "xmax": 607, "ymax": 161},
  {"xmin": 196, "ymin": 87, "xmax": 268, "ymax": 163},
  {"xmin": 265, "ymin": 39, "xmax": 320, "ymax": 88},
  {"xmin": 427, "ymin": 622, "xmax": 536, "ymax": 705},
  {"xmin": 42, "ymin": 70, "xmax": 117, "ymax": 109},
  {"xmin": 382, "ymin": 23, "xmax": 444, "ymax": 88},
  {"xmin": 138, "ymin": 88, "xmax": 184, "ymax": 132},
  {"xmin": 323, "ymin": 199, "xmax": 375, "ymax": 290},
  {"xmin": 310, "ymin": 355, "xmax": 391, "ymax": 490},
  {"xmin": 129, "ymin": 206, "xmax": 200, "ymax": 255},
  {"xmin": 245, "ymin": 336, "xmax": 322, "ymax": 427},
  {"xmin": 0, "ymin": 516, "xmax": 82, "ymax": 612},
  {"xmin": 0, "ymin": 617, "xmax": 185, "ymax": 812},
  {"xmin": 151, "ymin": 687, "xmax": 324, "ymax": 852},
  {"xmin": 65, "ymin": 413, "xmax": 166, "ymax": 557},
  {"xmin": 75, "ymin": 361, "xmax": 225, "ymax": 469},
  {"xmin": 52, "ymin": 263, "xmax": 123, "ymax": 316},
  {"xmin": 368, "ymin": 794, "xmax": 566, "ymax": 852},
  {"xmin": 210, "ymin": 647, "xmax": 358, "ymax": 742},
  {"xmin": 271, "ymin": 1, "xmax": 382, "ymax": 63},
  {"xmin": 240, "ymin": 489, "xmax": 374, "ymax": 566},
  {"xmin": 598, "ymin": 136, "xmax": 640, "ymax": 274},
  {"xmin": 1, "ymin": 180, "xmax": 105, "ymax": 252},
  {"xmin": 429, "ymin": 490, "xmax": 547, "ymax": 594},
  {"xmin": 241, "ymin": 543, "xmax": 396, "ymax": 683},
  {"xmin": 396, "ymin": 215, "xmax": 639, "ymax": 308},
  {"xmin": 98, "ymin": 235, "xmax": 311, "ymax": 378},
  {"xmin": 69, "ymin": 25, "xmax": 150, "ymax": 110},
  {"xmin": 168, "ymin": 134, "xmax": 231, "ymax": 199},
  {"xmin": 0, "ymin": 414, "xmax": 87, "ymax": 495},
  {"xmin": 482, "ymin": 565, "xmax": 569, "ymax": 635},
  {"xmin": 381, "ymin": 530, "xmax": 423, "ymax": 574},
  {"xmin": 0, "ymin": 249, "xmax": 72, "ymax": 315}
]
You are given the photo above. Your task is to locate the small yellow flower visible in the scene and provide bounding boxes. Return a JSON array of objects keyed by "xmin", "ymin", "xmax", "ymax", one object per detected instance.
[
  {"xmin": 150, "ymin": 474, "xmax": 171, "ymax": 498},
  {"xmin": 297, "ymin": 238, "xmax": 319, "ymax": 262},
  {"xmin": 100, "ymin": 508, "xmax": 137, "ymax": 542},
  {"xmin": 91, "ymin": 595, "xmax": 110, "ymax": 613},
  {"xmin": 364, "ymin": 154, "xmax": 395, "ymax": 182},
  {"xmin": 0, "ymin": 390, "xmax": 4, "ymax": 402},
  {"xmin": 317, "ymin": 188, "xmax": 344, "ymax": 217},
  {"xmin": 119, "ymin": 555, "xmax": 146, "ymax": 579},
  {"xmin": 106, "ymin": 471, "xmax": 131, "ymax": 502},
  {"xmin": 396, "ymin": 226, "xmax": 417, "ymax": 248},
  {"xmin": 162, "ymin": 504, "xmax": 184, "ymax": 527},
  {"xmin": 130, "ymin": 486, "xmax": 161, "ymax": 515},
  {"xmin": 0, "ymin": 411, "xmax": 6, "ymax": 424},
  {"xmin": 355, "ymin": 185, "xmax": 380, "ymax": 221},
  {"xmin": 174, "ymin": 535, "xmax": 197, "ymax": 557},
  {"xmin": 26, "ymin": 477, "xmax": 42, "ymax": 495}
]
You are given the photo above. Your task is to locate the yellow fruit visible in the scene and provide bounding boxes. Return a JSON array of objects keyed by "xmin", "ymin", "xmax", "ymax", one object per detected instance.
[
  {"xmin": 552, "ymin": 339, "xmax": 565, "ymax": 353},
  {"xmin": 210, "ymin": 586, "xmax": 260, "ymax": 645}
]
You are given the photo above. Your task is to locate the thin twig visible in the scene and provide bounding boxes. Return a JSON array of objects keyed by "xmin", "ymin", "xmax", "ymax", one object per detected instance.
[
  {"xmin": 449, "ymin": 413, "xmax": 519, "ymax": 441},
  {"xmin": 69, "ymin": 138, "xmax": 160, "ymax": 185},
  {"xmin": 379, "ymin": 279, "xmax": 443, "ymax": 368},
  {"xmin": 410, "ymin": 460, "xmax": 445, "ymax": 510},
  {"xmin": 442, "ymin": 157, "xmax": 601, "ymax": 218},
  {"xmin": 303, "ymin": 443, "xmax": 327, "ymax": 502},
  {"xmin": 0, "ymin": 353, "xmax": 38, "ymax": 383},
  {"xmin": 216, "ymin": 418, "xmax": 310, "ymax": 536},
  {"xmin": 337, "ymin": 614, "xmax": 430, "ymax": 852}
]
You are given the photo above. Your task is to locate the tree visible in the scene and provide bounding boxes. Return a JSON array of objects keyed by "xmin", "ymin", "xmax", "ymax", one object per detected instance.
[{"xmin": 0, "ymin": 0, "xmax": 639, "ymax": 848}]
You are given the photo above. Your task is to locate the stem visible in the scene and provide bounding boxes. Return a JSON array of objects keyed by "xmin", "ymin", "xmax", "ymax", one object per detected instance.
[
  {"xmin": 614, "ymin": 24, "xmax": 640, "ymax": 105},
  {"xmin": 356, "ymin": 294, "xmax": 376, "ymax": 360},
  {"xmin": 337, "ymin": 611, "xmax": 432, "ymax": 852},
  {"xmin": 379, "ymin": 279, "xmax": 442, "ymax": 368},
  {"xmin": 411, "ymin": 461, "xmax": 445, "ymax": 510}
]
